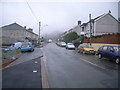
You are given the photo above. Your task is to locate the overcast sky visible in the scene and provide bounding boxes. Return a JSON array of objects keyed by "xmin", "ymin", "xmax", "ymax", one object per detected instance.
[{"xmin": 1, "ymin": 0, "xmax": 119, "ymax": 36}]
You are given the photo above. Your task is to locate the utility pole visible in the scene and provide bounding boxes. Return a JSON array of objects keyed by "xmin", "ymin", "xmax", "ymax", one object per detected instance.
[
  {"xmin": 39, "ymin": 21, "xmax": 41, "ymax": 44},
  {"xmin": 89, "ymin": 14, "xmax": 92, "ymax": 46}
]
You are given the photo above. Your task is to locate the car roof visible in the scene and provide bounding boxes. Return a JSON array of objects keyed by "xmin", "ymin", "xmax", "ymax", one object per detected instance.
[
  {"xmin": 102, "ymin": 45, "xmax": 120, "ymax": 47},
  {"xmin": 22, "ymin": 42, "xmax": 32, "ymax": 44}
]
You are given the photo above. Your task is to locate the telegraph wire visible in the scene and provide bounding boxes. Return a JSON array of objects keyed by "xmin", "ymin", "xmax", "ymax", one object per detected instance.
[{"xmin": 25, "ymin": 0, "xmax": 39, "ymax": 22}]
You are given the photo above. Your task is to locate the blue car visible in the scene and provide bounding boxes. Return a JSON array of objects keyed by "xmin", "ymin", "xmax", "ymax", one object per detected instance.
[
  {"xmin": 21, "ymin": 42, "xmax": 34, "ymax": 52},
  {"xmin": 98, "ymin": 46, "xmax": 120, "ymax": 64}
]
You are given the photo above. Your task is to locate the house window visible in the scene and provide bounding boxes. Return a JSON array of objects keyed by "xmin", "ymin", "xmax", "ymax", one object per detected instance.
[{"xmin": 82, "ymin": 27, "xmax": 84, "ymax": 31}]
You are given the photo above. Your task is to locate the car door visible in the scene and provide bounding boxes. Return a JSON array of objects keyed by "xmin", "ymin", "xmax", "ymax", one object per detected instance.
[
  {"xmin": 101, "ymin": 46, "xmax": 108, "ymax": 58},
  {"xmin": 106, "ymin": 46, "xmax": 115, "ymax": 60}
]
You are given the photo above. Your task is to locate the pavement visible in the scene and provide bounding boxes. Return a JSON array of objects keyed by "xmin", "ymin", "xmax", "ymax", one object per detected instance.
[
  {"xmin": 2, "ymin": 57, "xmax": 42, "ymax": 88},
  {"xmin": 2, "ymin": 48, "xmax": 49, "ymax": 89}
]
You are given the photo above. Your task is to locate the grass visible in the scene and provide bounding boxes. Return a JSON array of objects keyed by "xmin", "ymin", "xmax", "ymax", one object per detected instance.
[
  {"xmin": 0, "ymin": 49, "xmax": 24, "ymax": 69},
  {"xmin": 2, "ymin": 49, "xmax": 21, "ymax": 59}
]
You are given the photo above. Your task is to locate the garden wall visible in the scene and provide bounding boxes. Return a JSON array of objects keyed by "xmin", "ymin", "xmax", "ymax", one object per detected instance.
[{"xmin": 83, "ymin": 33, "xmax": 120, "ymax": 44}]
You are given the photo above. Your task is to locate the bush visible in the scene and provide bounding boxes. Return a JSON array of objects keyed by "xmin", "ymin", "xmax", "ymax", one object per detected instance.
[{"xmin": 64, "ymin": 32, "xmax": 79, "ymax": 43}]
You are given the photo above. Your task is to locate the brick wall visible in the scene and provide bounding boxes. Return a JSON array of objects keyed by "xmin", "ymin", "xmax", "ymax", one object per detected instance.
[{"xmin": 83, "ymin": 33, "xmax": 120, "ymax": 44}]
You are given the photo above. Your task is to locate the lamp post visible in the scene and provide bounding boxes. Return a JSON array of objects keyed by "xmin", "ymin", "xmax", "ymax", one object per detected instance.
[{"xmin": 38, "ymin": 21, "xmax": 41, "ymax": 44}]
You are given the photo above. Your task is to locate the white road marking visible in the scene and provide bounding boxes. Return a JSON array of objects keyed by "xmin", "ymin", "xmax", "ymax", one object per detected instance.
[
  {"xmin": 35, "ymin": 61, "xmax": 38, "ymax": 63},
  {"xmin": 80, "ymin": 58, "xmax": 106, "ymax": 70},
  {"xmin": 33, "ymin": 70, "xmax": 37, "ymax": 73}
]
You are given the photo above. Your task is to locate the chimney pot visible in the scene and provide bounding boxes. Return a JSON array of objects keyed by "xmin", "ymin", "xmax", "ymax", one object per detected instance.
[
  {"xmin": 24, "ymin": 26, "xmax": 26, "ymax": 29},
  {"xmin": 78, "ymin": 21, "xmax": 81, "ymax": 25}
]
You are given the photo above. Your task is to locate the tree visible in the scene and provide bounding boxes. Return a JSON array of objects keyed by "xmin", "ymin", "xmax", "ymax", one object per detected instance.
[{"xmin": 63, "ymin": 32, "xmax": 79, "ymax": 43}]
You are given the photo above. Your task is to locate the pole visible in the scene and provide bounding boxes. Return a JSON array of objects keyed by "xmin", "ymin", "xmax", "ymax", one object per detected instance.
[
  {"xmin": 39, "ymin": 21, "xmax": 41, "ymax": 44},
  {"xmin": 89, "ymin": 14, "xmax": 92, "ymax": 46}
]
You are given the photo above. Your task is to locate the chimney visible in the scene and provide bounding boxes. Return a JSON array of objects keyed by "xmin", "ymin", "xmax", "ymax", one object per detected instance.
[
  {"xmin": 24, "ymin": 26, "xmax": 26, "ymax": 29},
  {"xmin": 28, "ymin": 28, "xmax": 33, "ymax": 32},
  {"xmin": 109, "ymin": 10, "xmax": 111, "ymax": 14},
  {"xmin": 78, "ymin": 21, "xmax": 81, "ymax": 25}
]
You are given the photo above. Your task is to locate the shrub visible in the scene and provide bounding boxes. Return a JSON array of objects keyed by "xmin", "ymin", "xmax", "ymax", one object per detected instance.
[{"xmin": 63, "ymin": 32, "xmax": 79, "ymax": 43}]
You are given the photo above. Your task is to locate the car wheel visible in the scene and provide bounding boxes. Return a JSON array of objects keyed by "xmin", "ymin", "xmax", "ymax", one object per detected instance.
[
  {"xmin": 21, "ymin": 51, "xmax": 24, "ymax": 53},
  {"xmin": 98, "ymin": 54, "xmax": 102, "ymax": 59},
  {"xmin": 115, "ymin": 57, "xmax": 120, "ymax": 64},
  {"xmin": 78, "ymin": 50, "xmax": 80, "ymax": 53},
  {"xmin": 83, "ymin": 51, "xmax": 86, "ymax": 54}
]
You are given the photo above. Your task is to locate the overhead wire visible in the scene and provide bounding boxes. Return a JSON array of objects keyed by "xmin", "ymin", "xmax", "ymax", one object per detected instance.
[{"xmin": 25, "ymin": 0, "xmax": 39, "ymax": 22}]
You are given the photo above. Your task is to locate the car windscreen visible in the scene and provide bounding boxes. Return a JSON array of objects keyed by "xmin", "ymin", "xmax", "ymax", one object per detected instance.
[
  {"xmin": 22, "ymin": 42, "xmax": 31, "ymax": 47},
  {"xmin": 15, "ymin": 43, "xmax": 22, "ymax": 47},
  {"xmin": 61, "ymin": 42, "xmax": 66, "ymax": 44},
  {"xmin": 68, "ymin": 43, "xmax": 73, "ymax": 45},
  {"xmin": 80, "ymin": 45, "xmax": 93, "ymax": 48}
]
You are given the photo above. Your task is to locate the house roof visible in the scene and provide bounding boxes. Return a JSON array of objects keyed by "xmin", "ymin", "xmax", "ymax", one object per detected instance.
[
  {"xmin": 2, "ymin": 23, "xmax": 38, "ymax": 36},
  {"xmin": 81, "ymin": 13, "xmax": 120, "ymax": 26},
  {"xmin": 81, "ymin": 23, "xmax": 88, "ymax": 26},
  {"xmin": 2, "ymin": 23, "xmax": 26, "ymax": 30},
  {"xmin": 80, "ymin": 14, "xmax": 105, "ymax": 26},
  {"xmin": 94, "ymin": 13, "xmax": 120, "ymax": 24}
]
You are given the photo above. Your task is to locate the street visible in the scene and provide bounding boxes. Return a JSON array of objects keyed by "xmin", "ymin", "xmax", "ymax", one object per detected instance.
[
  {"xmin": 2, "ymin": 43, "xmax": 119, "ymax": 88},
  {"xmin": 42, "ymin": 42, "xmax": 119, "ymax": 88}
]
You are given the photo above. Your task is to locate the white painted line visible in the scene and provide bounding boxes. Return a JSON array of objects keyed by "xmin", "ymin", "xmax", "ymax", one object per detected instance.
[
  {"xmin": 33, "ymin": 70, "xmax": 37, "ymax": 72},
  {"xmin": 35, "ymin": 61, "xmax": 38, "ymax": 63},
  {"xmin": 80, "ymin": 58, "xmax": 106, "ymax": 70}
]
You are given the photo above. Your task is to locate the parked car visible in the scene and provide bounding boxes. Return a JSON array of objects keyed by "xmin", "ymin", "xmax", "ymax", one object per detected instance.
[
  {"xmin": 21, "ymin": 42, "xmax": 34, "ymax": 52},
  {"xmin": 97, "ymin": 45, "xmax": 120, "ymax": 64},
  {"xmin": 60, "ymin": 42, "xmax": 66, "ymax": 47},
  {"xmin": 48, "ymin": 39, "xmax": 52, "ymax": 43},
  {"xmin": 4, "ymin": 42, "xmax": 22, "ymax": 51},
  {"xmin": 77, "ymin": 44, "xmax": 96, "ymax": 54},
  {"xmin": 56, "ymin": 42, "xmax": 61, "ymax": 46},
  {"xmin": 66, "ymin": 43, "xmax": 75, "ymax": 50}
]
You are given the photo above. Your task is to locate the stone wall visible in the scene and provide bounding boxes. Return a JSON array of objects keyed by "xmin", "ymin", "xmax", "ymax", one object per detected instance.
[{"xmin": 2, "ymin": 29, "xmax": 38, "ymax": 45}]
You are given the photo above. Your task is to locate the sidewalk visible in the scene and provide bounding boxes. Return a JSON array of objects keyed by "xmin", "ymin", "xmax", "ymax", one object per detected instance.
[
  {"xmin": 2, "ymin": 47, "xmax": 49, "ymax": 89},
  {"xmin": 2, "ymin": 57, "xmax": 42, "ymax": 88},
  {"xmin": 7, "ymin": 48, "xmax": 43, "ymax": 68}
]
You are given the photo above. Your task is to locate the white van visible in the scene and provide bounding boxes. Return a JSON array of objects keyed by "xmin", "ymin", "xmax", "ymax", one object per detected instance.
[
  {"xmin": 12, "ymin": 42, "xmax": 23, "ymax": 49},
  {"xmin": 4, "ymin": 42, "xmax": 22, "ymax": 51}
]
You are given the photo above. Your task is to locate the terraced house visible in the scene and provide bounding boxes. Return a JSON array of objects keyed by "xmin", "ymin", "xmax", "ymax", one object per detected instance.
[
  {"xmin": 66, "ymin": 12, "xmax": 120, "ymax": 37},
  {"xmin": 1, "ymin": 23, "xmax": 38, "ymax": 45}
]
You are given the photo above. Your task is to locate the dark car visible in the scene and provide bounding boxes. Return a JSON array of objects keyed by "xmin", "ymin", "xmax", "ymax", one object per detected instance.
[{"xmin": 97, "ymin": 46, "xmax": 120, "ymax": 64}]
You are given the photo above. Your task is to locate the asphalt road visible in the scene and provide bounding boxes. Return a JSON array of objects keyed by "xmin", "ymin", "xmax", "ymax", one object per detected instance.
[
  {"xmin": 42, "ymin": 42, "xmax": 119, "ymax": 88},
  {"xmin": 2, "ymin": 48, "xmax": 43, "ymax": 88}
]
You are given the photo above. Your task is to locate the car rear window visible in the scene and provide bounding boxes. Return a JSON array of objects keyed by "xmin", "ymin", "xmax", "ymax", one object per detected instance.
[{"xmin": 113, "ymin": 46, "xmax": 120, "ymax": 52}]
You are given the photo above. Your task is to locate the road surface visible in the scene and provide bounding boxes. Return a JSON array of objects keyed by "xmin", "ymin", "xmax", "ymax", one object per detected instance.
[{"xmin": 42, "ymin": 42, "xmax": 119, "ymax": 88}]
